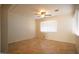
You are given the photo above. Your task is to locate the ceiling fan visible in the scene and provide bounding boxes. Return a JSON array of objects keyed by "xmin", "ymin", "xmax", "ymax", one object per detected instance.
[
  {"xmin": 34, "ymin": 9, "xmax": 52, "ymax": 18},
  {"xmin": 34, "ymin": 8, "xmax": 59, "ymax": 18}
]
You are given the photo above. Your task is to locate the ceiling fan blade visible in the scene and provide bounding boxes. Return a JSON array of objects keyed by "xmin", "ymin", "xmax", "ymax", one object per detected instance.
[{"xmin": 45, "ymin": 14, "xmax": 52, "ymax": 16}]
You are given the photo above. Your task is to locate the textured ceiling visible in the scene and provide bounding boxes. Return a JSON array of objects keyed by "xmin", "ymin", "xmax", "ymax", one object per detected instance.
[{"xmin": 9, "ymin": 4, "xmax": 74, "ymax": 17}]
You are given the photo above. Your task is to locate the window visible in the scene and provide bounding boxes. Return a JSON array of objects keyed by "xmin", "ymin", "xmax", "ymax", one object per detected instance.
[
  {"xmin": 72, "ymin": 9, "xmax": 79, "ymax": 36},
  {"xmin": 40, "ymin": 20, "xmax": 57, "ymax": 32}
]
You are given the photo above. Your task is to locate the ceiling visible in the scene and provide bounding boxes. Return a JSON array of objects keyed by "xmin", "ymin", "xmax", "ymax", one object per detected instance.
[
  {"xmin": 8, "ymin": 4, "xmax": 74, "ymax": 18},
  {"xmin": 31, "ymin": 4, "xmax": 74, "ymax": 15}
]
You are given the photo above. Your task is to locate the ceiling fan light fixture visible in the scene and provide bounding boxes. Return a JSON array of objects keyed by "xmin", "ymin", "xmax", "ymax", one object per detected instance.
[
  {"xmin": 34, "ymin": 9, "xmax": 52, "ymax": 18},
  {"xmin": 41, "ymin": 14, "xmax": 45, "ymax": 18},
  {"xmin": 41, "ymin": 12, "xmax": 46, "ymax": 15}
]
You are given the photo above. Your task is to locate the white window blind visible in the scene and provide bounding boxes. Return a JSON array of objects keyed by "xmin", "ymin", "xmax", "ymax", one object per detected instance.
[{"xmin": 40, "ymin": 20, "xmax": 57, "ymax": 32}]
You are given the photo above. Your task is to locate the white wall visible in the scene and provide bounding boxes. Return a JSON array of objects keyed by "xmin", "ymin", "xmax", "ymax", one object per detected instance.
[
  {"xmin": 8, "ymin": 5, "xmax": 75, "ymax": 44},
  {"xmin": 43, "ymin": 14, "xmax": 76, "ymax": 43},
  {"xmin": 8, "ymin": 5, "xmax": 36, "ymax": 43}
]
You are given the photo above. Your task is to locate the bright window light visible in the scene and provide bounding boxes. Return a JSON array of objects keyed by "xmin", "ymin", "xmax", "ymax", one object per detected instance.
[
  {"xmin": 72, "ymin": 9, "xmax": 79, "ymax": 36},
  {"xmin": 40, "ymin": 20, "xmax": 57, "ymax": 32}
]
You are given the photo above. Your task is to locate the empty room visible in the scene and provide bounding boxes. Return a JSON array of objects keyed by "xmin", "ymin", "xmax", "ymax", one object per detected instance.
[{"xmin": 0, "ymin": 4, "xmax": 79, "ymax": 54}]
